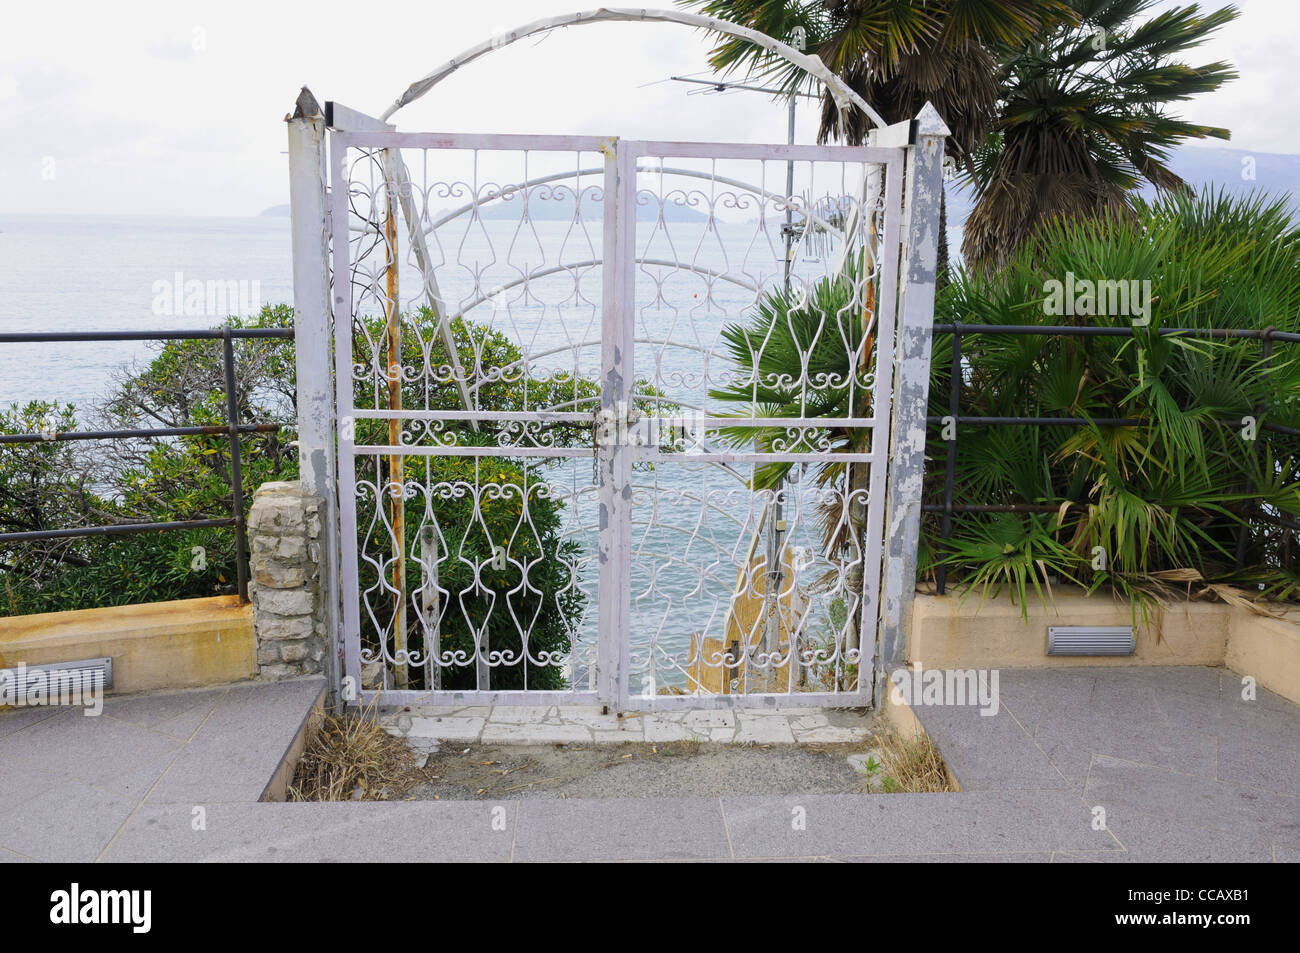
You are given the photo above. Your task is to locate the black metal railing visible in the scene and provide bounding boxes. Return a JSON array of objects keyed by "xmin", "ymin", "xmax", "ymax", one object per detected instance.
[
  {"xmin": 926, "ymin": 322, "xmax": 1300, "ymax": 595},
  {"xmin": 0, "ymin": 326, "xmax": 295, "ymax": 601}
]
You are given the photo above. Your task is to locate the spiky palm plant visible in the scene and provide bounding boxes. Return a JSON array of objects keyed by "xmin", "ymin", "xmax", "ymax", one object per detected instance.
[
  {"xmin": 963, "ymin": 0, "xmax": 1240, "ymax": 268},
  {"xmin": 930, "ymin": 189, "xmax": 1300, "ymax": 612},
  {"xmin": 709, "ymin": 263, "xmax": 878, "ymax": 670},
  {"xmin": 709, "ymin": 262, "xmax": 872, "ymax": 556}
]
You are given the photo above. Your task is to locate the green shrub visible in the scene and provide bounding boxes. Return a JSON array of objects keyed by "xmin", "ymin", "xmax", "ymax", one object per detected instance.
[{"xmin": 927, "ymin": 189, "xmax": 1300, "ymax": 611}]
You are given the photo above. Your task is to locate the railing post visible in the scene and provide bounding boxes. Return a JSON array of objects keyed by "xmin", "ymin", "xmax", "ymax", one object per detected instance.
[
  {"xmin": 877, "ymin": 103, "xmax": 949, "ymax": 701},
  {"xmin": 287, "ymin": 87, "xmax": 341, "ymax": 710},
  {"xmin": 1236, "ymin": 326, "xmax": 1275, "ymax": 571},
  {"xmin": 936, "ymin": 322, "xmax": 961, "ymax": 596},
  {"xmin": 220, "ymin": 326, "xmax": 250, "ymax": 602}
]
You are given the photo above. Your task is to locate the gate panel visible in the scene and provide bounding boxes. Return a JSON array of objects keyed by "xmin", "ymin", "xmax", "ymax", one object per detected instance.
[
  {"xmin": 331, "ymin": 132, "xmax": 611, "ymax": 705},
  {"xmin": 329, "ymin": 129, "xmax": 904, "ymax": 709},
  {"xmin": 617, "ymin": 141, "xmax": 903, "ymax": 709}
]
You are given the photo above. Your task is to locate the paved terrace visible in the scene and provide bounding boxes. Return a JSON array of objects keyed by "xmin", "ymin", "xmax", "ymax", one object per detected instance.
[{"xmin": 0, "ymin": 667, "xmax": 1295, "ymax": 862}]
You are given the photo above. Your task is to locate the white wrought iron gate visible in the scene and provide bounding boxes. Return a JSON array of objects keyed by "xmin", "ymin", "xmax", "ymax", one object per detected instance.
[{"xmin": 329, "ymin": 128, "xmax": 905, "ymax": 711}]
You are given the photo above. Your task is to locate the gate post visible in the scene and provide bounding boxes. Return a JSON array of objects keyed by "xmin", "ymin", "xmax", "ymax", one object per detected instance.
[
  {"xmin": 596, "ymin": 138, "xmax": 636, "ymax": 713},
  {"xmin": 877, "ymin": 103, "xmax": 949, "ymax": 701},
  {"xmin": 286, "ymin": 87, "xmax": 342, "ymax": 711}
]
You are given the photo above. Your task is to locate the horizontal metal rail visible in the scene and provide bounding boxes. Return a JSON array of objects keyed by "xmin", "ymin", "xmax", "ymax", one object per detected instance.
[
  {"xmin": 0, "ymin": 328, "xmax": 294, "ymax": 343},
  {"xmin": 931, "ymin": 323, "xmax": 1300, "ymax": 343},
  {"xmin": 924, "ymin": 414, "xmax": 1300, "ymax": 438},
  {"xmin": 920, "ymin": 501, "xmax": 1300, "ymax": 532},
  {"xmin": 929, "ymin": 321, "xmax": 1298, "ymax": 593},
  {"xmin": 0, "ymin": 423, "xmax": 281, "ymax": 445},
  {"xmin": 0, "ymin": 518, "xmax": 237, "ymax": 544},
  {"xmin": 0, "ymin": 325, "xmax": 294, "ymax": 601}
]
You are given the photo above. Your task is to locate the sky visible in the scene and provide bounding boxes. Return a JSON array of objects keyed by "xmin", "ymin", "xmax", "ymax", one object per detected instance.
[{"xmin": 0, "ymin": 0, "xmax": 1295, "ymax": 217}]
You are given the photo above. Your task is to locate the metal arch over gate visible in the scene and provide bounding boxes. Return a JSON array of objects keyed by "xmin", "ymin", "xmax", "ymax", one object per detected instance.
[{"xmin": 298, "ymin": 9, "xmax": 950, "ymax": 712}]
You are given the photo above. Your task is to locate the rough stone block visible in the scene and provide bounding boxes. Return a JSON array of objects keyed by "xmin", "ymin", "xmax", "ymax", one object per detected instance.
[
  {"xmin": 279, "ymin": 641, "xmax": 310, "ymax": 663},
  {"xmin": 254, "ymin": 564, "xmax": 306, "ymax": 589},
  {"xmin": 255, "ymin": 588, "xmax": 313, "ymax": 617}
]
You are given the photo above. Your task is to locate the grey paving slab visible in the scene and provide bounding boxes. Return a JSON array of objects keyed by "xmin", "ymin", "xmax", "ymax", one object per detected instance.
[
  {"xmin": 0, "ymin": 705, "xmax": 63, "ymax": 739},
  {"xmin": 1093, "ymin": 807, "xmax": 1275, "ymax": 862},
  {"xmin": 0, "ymin": 759, "xmax": 63, "ymax": 807},
  {"xmin": 1219, "ymin": 669, "xmax": 1296, "ymax": 713},
  {"xmin": 3, "ymin": 666, "xmax": 1294, "ymax": 863},
  {"xmin": 1276, "ymin": 845, "xmax": 1299, "ymax": 862},
  {"xmin": 1033, "ymin": 716, "xmax": 1219, "ymax": 785},
  {"xmin": 721, "ymin": 792, "xmax": 1119, "ymax": 858},
  {"xmin": 513, "ymin": 797, "xmax": 731, "ymax": 862},
  {"xmin": 103, "ymin": 801, "xmax": 514, "ymax": 862},
  {"xmin": 0, "ymin": 707, "xmax": 184, "ymax": 798},
  {"xmin": 99, "ymin": 686, "xmax": 229, "ymax": 740},
  {"xmin": 912, "ymin": 705, "xmax": 1069, "ymax": 791},
  {"xmin": 148, "ymin": 677, "xmax": 323, "ymax": 803},
  {"xmin": 0, "ymin": 847, "xmax": 35, "ymax": 862},
  {"xmin": 995, "ymin": 669, "xmax": 1098, "ymax": 733},
  {"xmin": 1089, "ymin": 665, "xmax": 1224, "ymax": 699},
  {"xmin": 836, "ymin": 851, "xmax": 1053, "ymax": 863},
  {"xmin": 1051, "ymin": 850, "xmax": 1116, "ymax": 863},
  {"xmin": 1209, "ymin": 701, "xmax": 1300, "ymax": 756},
  {"xmin": 0, "ymin": 778, "xmax": 138, "ymax": 863},
  {"xmin": 1083, "ymin": 755, "xmax": 1300, "ymax": 843},
  {"xmin": 1216, "ymin": 731, "xmax": 1300, "ymax": 796}
]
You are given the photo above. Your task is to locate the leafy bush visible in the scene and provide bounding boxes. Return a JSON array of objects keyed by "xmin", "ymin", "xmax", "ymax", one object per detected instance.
[
  {"xmin": 927, "ymin": 189, "xmax": 1300, "ymax": 610},
  {"xmin": 0, "ymin": 306, "xmax": 589, "ymax": 694},
  {"xmin": 0, "ymin": 301, "xmax": 297, "ymax": 614}
]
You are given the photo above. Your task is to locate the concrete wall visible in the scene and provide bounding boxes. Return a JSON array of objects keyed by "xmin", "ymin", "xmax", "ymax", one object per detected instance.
[
  {"xmin": 908, "ymin": 587, "xmax": 1300, "ymax": 703},
  {"xmin": 1226, "ymin": 608, "xmax": 1300, "ymax": 705},
  {"xmin": 910, "ymin": 588, "xmax": 1227, "ymax": 668},
  {"xmin": 0, "ymin": 596, "xmax": 255, "ymax": 693},
  {"xmin": 0, "ymin": 481, "xmax": 330, "ymax": 698}
]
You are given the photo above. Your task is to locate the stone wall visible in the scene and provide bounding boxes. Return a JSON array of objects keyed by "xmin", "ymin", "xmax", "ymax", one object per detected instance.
[{"xmin": 247, "ymin": 481, "xmax": 327, "ymax": 680}]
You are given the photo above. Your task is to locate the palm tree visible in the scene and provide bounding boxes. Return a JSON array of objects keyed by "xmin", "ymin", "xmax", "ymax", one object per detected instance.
[
  {"xmin": 682, "ymin": 0, "xmax": 1064, "ymax": 155},
  {"xmin": 963, "ymin": 0, "xmax": 1239, "ymax": 267},
  {"xmin": 682, "ymin": 0, "xmax": 1073, "ymax": 279}
]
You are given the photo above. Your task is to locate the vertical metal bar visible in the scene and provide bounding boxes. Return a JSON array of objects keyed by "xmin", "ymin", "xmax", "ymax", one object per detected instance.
[
  {"xmin": 286, "ymin": 89, "xmax": 341, "ymax": 710},
  {"xmin": 855, "ymin": 152, "xmax": 903, "ymax": 704},
  {"xmin": 936, "ymin": 324, "xmax": 961, "ymax": 596},
  {"xmin": 1236, "ymin": 328, "xmax": 1274, "ymax": 570},
  {"xmin": 220, "ymin": 326, "xmax": 250, "ymax": 602},
  {"xmin": 419, "ymin": 523, "xmax": 440, "ymax": 691},
  {"xmin": 329, "ymin": 131, "xmax": 363, "ymax": 705},
  {"xmin": 385, "ymin": 153, "xmax": 478, "ymax": 431},
  {"xmin": 762, "ymin": 93, "xmax": 797, "ymax": 668},
  {"xmin": 382, "ymin": 151, "xmax": 408, "ymax": 690},
  {"xmin": 596, "ymin": 137, "xmax": 635, "ymax": 712},
  {"xmin": 877, "ymin": 104, "xmax": 949, "ymax": 703}
]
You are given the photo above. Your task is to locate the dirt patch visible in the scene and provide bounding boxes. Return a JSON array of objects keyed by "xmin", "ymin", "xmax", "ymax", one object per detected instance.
[
  {"xmin": 289, "ymin": 713, "xmax": 955, "ymax": 801},
  {"xmin": 411, "ymin": 735, "xmax": 955, "ymax": 799}
]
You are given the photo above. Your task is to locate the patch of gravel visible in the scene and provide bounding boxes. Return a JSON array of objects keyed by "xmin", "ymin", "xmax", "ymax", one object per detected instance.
[{"xmin": 409, "ymin": 740, "xmax": 878, "ymax": 800}]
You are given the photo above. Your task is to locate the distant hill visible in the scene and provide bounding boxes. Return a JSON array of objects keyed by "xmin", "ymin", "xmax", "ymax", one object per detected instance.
[
  {"xmin": 260, "ymin": 204, "xmax": 291, "ymax": 218},
  {"xmin": 1139, "ymin": 146, "xmax": 1300, "ymax": 211},
  {"xmin": 440, "ymin": 188, "xmax": 708, "ymax": 224},
  {"xmin": 945, "ymin": 145, "xmax": 1300, "ymax": 234}
]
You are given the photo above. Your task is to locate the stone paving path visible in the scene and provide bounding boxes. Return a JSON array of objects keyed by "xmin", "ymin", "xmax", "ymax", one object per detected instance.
[
  {"xmin": 0, "ymin": 678, "xmax": 324, "ymax": 863},
  {"xmin": 0, "ymin": 666, "xmax": 1294, "ymax": 862},
  {"xmin": 913, "ymin": 667, "xmax": 1300, "ymax": 862},
  {"xmin": 381, "ymin": 704, "xmax": 873, "ymax": 745}
]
